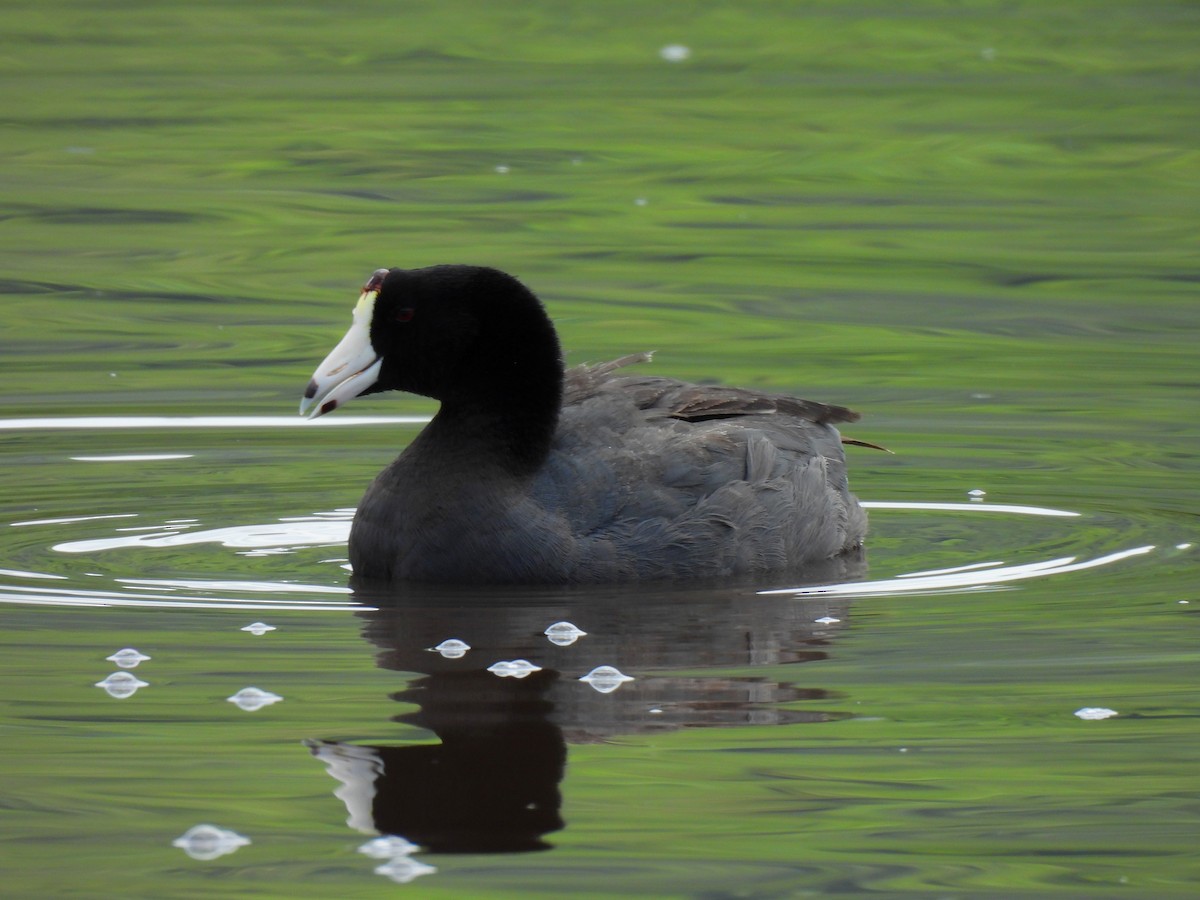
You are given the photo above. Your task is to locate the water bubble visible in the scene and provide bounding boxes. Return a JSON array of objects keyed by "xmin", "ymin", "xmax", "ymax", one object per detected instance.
[
  {"xmin": 487, "ymin": 659, "xmax": 542, "ymax": 679},
  {"xmin": 544, "ymin": 621, "xmax": 587, "ymax": 646},
  {"xmin": 106, "ymin": 648, "xmax": 151, "ymax": 668},
  {"xmin": 660, "ymin": 44, "xmax": 691, "ymax": 62},
  {"xmin": 580, "ymin": 665, "xmax": 634, "ymax": 694},
  {"xmin": 1074, "ymin": 707, "xmax": 1118, "ymax": 720},
  {"xmin": 227, "ymin": 687, "xmax": 283, "ymax": 711},
  {"xmin": 429, "ymin": 638, "xmax": 471, "ymax": 659},
  {"xmin": 356, "ymin": 808, "xmax": 435, "ymax": 884},
  {"xmin": 374, "ymin": 857, "xmax": 437, "ymax": 884},
  {"xmin": 172, "ymin": 824, "xmax": 250, "ymax": 861},
  {"xmin": 95, "ymin": 671, "xmax": 149, "ymax": 698},
  {"xmin": 241, "ymin": 622, "xmax": 276, "ymax": 635},
  {"xmin": 359, "ymin": 836, "xmax": 420, "ymax": 858}
]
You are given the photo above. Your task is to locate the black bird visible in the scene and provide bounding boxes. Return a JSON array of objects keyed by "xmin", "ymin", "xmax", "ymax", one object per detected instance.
[{"xmin": 301, "ymin": 265, "xmax": 867, "ymax": 583}]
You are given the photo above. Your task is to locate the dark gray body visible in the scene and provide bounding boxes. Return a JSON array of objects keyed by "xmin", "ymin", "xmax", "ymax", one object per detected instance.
[{"xmin": 349, "ymin": 356, "xmax": 867, "ymax": 584}]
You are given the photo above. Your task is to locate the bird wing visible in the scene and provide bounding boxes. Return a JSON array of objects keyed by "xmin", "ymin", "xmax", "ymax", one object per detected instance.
[{"xmin": 563, "ymin": 355, "xmax": 860, "ymax": 426}]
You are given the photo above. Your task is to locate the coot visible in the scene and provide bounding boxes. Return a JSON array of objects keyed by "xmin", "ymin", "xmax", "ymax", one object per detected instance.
[{"xmin": 301, "ymin": 266, "xmax": 867, "ymax": 583}]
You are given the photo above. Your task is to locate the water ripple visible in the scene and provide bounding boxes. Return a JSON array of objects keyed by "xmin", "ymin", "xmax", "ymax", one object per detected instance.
[
  {"xmin": 0, "ymin": 581, "xmax": 359, "ymax": 611},
  {"xmin": 862, "ymin": 500, "xmax": 1079, "ymax": 518},
  {"xmin": 0, "ymin": 415, "xmax": 429, "ymax": 430},
  {"xmin": 0, "ymin": 499, "xmax": 1173, "ymax": 612},
  {"xmin": 762, "ymin": 545, "xmax": 1156, "ymax": 598},
  {"xmin": 53, "ymin": 511, "xmax": 353, "ymax": 553}
]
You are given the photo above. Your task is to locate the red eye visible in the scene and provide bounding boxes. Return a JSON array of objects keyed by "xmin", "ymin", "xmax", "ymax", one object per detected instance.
[{"xmin": 393, "ymin": 307, "xmax": 415, "ymax": 323}]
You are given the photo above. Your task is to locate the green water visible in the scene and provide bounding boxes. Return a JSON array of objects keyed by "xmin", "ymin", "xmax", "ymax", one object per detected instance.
[{"xmin": 2, "ymin": 0, "xmax": 1197, "ymax": 897}]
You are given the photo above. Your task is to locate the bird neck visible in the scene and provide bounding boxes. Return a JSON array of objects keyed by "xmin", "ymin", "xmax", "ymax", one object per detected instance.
[{"xmin": 419, "ymin": 349, "xmax": 564, "ymax": 478}]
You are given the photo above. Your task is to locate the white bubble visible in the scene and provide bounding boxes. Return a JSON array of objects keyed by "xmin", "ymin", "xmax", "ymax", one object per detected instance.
[
  {"xmin": 1074, "ymin": 707, "xmax": 1118, "ymax": 720},
  {"xmin": 227, "ymin": 687, "xmax": 283, "ymax": 711},
  {"xmin": 487, "ymin": 659, "xmax": 542, "ymax": 679},
  {"xmin": 172, "ymin": 824, "xmax": 250, "ymax": 861},
  {"xmin": 544, "ymin": 621, "xmax": 587, "ymax": 646},
  {"xmin": 95, "ymin": 671, "xmax": 149, "ymax": 699},
  {"xmin": 429, "ymin": 638, "xmax": 471, "ymax": 659},
  {"xmin": 374, "ymin": 857, "xmax": 437, "ymax": 884},
  {"xmin": 580, "ymin": 665, "xmax": 634, "ymax": 694},
  {"xmin": 359, "ymin": 836, "xmax": 419, "ymax": 858},
  {"xmin": 106, "ymin": 648, "xmax": 151, "ymax": 668}
]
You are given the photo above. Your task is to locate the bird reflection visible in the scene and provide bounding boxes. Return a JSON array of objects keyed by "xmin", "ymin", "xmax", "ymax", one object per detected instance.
[{"xmin": 307, "ymin": 552, "xmax": 865, "ymax": 855}]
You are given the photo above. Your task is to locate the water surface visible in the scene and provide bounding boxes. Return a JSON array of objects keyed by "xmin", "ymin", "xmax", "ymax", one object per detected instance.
[{"xmin": 2, "ymin": 1, "xmax": 1197, "ymax": 897}]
